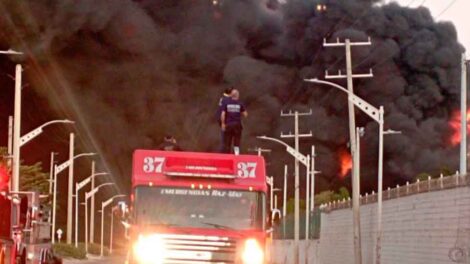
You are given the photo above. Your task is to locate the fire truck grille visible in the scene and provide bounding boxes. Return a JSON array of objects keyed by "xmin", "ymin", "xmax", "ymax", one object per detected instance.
[{"xmin": 159, "ymin": 234, "xmax": 238, "ymax": 264}]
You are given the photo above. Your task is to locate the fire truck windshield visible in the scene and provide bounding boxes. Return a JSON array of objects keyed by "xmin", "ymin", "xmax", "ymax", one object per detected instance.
[{"xmin": 134, "ymin": 186, "xmax": 265, "ymax": 230}]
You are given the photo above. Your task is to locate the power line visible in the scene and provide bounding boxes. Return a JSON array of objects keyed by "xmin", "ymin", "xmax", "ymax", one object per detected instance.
[
  {"xmin": 436, "ymin": 0, "xmax": 458, "ymax": 18},
  {"xmin": 406, "ymin": 0, "xmax": 418, "ymax": 7}
]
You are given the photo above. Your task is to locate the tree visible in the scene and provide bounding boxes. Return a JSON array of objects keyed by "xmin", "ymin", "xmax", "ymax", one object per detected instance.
[
  {"xmin": 283, "ymin": 187, "xmax": 351, "ymax": 214},
  {"xmin": 0, "ymin": 147, "xmax": 49, "ymax": 194},
  {"xmin": 314, "ymin": 187, "xmax": 350, "ymax": 205},
  {"xmin": 285, "ymin": 198, "xmax": 305, "ymax": 214},
  {"xmin": 415, "ymin": 172, "xmax": 432, "ymax": 181}
]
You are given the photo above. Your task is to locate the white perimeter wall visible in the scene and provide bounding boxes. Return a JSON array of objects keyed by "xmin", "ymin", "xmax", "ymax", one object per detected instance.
[{"xmin": 273, "ymin": 186, "xmax": 470, "ymax": 264}]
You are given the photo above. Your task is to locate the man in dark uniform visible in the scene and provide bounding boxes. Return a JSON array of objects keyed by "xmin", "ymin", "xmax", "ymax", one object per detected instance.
[
  {"xmin": 158, "ymin": 135, "xmax": 182, "ymax": 151},
  {"xmin": 216, "ymin": 87, "xmax": 234, "ymax": 152},
  {"xmin": 221, "ymin": 89, "xmax": 248, "ymax": 155}
]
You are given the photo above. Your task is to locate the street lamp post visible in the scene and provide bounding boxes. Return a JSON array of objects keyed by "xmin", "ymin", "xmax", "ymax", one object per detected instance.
[
  {"xmin": 109, "ymin": 204, "xmax": 122, "ymax": 254},
  {"xmin": 84, "ymin": 183, "xmax": 114, "ymax": 253},
  {"xmin": 304, "ymin": 78, "xmax": 389, "ymax": 264},
  {"xmin": 257, "ymin": 135, "xmax": 310, "ymax": 261},
  {"xmin": 100, "ymin": 195, "xmax": 126, "ymax": 257},
  {"xmin": 75, "ymin": 172, "xmax": 108, "ymax": 247},
  {"xmin": 12, "ymin": 64, "xmax": 22, "ymax": 193},
  {"xmin": 48, "ymin": 152, "xmax": 58, "ymax": 223},
  {"xmin": 51, "ymin": 152, "xmax": 96, "ymax": 243},
  {"xmin": 17, "ymin": 118, "xmax": 74, "ymax": 202},
  {"xmin": 1, "ymin": 49, "xmax": 23, "ymax": 193},
  {"xmin": 10, "ymin": 116, "xmax": 73, "ymax": 228},
  {"xmin": 267, "ymin": 176, "xmax": 280, "ymax": 211}
]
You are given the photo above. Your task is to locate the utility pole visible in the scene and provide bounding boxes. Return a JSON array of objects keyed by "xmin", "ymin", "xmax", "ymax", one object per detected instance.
[
  {"xmin": 67, "ymin": 133, "xmax": 75, "ymax": 244},
  {"xmin": 90, "ymin": 161, "xmax": 96, "ymax": 243},
  {"xmin": 7, "ymin": 116, "xmax": 13, "ymax": 171},
  {"xmin": 280, "ymin": 110, "xmax": 312, "ymax": 264},
  {"xmin": 460, "ymin": 53, "xmax": 468, "ymax": 175},
  {"xmin": 12, "ymin": 64, "xmax": 22, "ymax": 192},
  {"xmin": 323, "ymin": 37, "xmax": 373, "ymax": 264},
  {"xmin": 283, "ymin": 165, "xmax": 288, "ymax": 239},
  {"xmin": 249, "ymin": 147, "xmax": 272, "ymax": 157},
  {"xmin": 305, "ymin": 154, "xmax": 310, "ymax": 239},
  {"xmin": 310, "ymin": 146, "xmax": 320, "ymax": 212}
]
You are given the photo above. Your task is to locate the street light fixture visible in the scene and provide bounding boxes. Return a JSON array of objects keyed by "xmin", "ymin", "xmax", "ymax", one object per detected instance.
[
  {"xmin": 304, "ymin": 77, "xmax": 390, "ymax": 263},
  {"xmin": 14, "ymin": 119, "xmax": 74, "ymax": 226},
  {"xmin": 84, "ymin": 183, "xmax": 115, "ymax": 253},
  {"xmin": 100, "ymin": 194, "xmax": 126, "ymax": 257},
  {"xmin": 75, "ymin": 172, "xmax": 109, "ymax": 247},
  {"xmin": 51, "ymin": 152, "xmax": 96, "ymax": 243},
  {"xmin": 257, "ymin": 136, "xmax": 309, "ymax": 166},
  {"xmin": 383, "ymin": 129, "xmax": 402, "ymax": 135},
  {"xmin": 20, "ymin": 119, "xmax": 74, "ymax": 147},
  {"xmin": 0, "ymin": 49, "xmax": 23, "ymax": 55}
]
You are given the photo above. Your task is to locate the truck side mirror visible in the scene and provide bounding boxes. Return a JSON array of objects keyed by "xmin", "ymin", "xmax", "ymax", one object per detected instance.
[
  {"xmin": 267, "ymin": 209, "xmax": 282, "ymax": 231},
  {"xmin": 271, "ymin": 209, "xmax": 282, "ymax": 226}
]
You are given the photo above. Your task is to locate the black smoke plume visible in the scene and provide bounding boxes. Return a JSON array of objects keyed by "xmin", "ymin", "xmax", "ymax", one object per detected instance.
[{"xmin": 0, "ymin": 0, "xmax": 466, "ymax": 193}]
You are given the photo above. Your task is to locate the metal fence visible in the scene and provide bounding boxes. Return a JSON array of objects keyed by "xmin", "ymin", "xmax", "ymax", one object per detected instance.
[
  {"xmin": 320, "ymin": 173, "xmax": 470, "ymax": 212},
  {"xmin": 273, "ymin": 209, "xmax": 321, "ymax": 240}
]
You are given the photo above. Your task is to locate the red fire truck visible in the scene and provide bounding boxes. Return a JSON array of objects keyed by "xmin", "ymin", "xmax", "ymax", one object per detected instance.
[
  {"xmin": 0, "ymin": 191, "xmax": 58, "ymax": 264},
  {"xmin": 126, "ymin": 150, "xmax": 271, "ymax": 264}
]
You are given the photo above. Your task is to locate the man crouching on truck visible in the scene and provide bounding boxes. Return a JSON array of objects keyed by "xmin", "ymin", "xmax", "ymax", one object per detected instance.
[{"xmin": 221, "ymin": 89, "xmax": 247, "ymax": 155}]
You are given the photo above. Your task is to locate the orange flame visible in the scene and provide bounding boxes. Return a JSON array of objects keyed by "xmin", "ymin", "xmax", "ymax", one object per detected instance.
[
  {"xmin": 449, "ymin": 109, "xmax": 470, "ymax": 146},
  {"xmin": 338, "ymin": 149, "xmax": 352, "ymax": 178}
]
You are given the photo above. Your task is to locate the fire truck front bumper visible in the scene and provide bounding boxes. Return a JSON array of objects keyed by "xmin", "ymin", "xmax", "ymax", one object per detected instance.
[{"xmin": 128, "ymin": 233, "xmax": 265, "ymax": 264}]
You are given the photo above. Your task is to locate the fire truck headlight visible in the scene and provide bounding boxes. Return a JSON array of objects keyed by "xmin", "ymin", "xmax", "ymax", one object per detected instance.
[
  {"xmin": 133, "ymin": 234, "xmax": 166, "ymax": 264},
  {"xmin": 242, "ymin": 238, "xmax": 264, "ymax": 264},
  {"xmin": 27, "ymin": 252, "xmax": 34, "ymax": 260}
]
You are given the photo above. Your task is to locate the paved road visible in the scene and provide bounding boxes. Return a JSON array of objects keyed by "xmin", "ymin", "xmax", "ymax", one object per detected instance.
[{"xmin": 63, "ymin": 255, "xmax": 125, "ymax": 264}]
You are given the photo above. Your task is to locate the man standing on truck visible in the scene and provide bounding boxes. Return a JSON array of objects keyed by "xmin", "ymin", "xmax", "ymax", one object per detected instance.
[
  {"xmin": 221, "ymin": 89, "xmax": 247, "ymax": 155},
  {"xmin": 216, "ymin": 86, "xmax": 234, "ymax": 152}
]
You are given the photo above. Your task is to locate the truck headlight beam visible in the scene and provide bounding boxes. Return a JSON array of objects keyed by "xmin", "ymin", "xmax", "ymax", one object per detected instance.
[
  {"xmin": 133, "ymin": 234, "xmax": 167, "ymax": 264},
  {"xmin": 242, "ymin": 238, "xmax": 264, "ymax": 264}
]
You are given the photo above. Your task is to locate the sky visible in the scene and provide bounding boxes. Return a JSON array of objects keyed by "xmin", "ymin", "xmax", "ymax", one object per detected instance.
[{"xmin": 390, "ymin": 0, "xmax": 469, "ymax": 54}]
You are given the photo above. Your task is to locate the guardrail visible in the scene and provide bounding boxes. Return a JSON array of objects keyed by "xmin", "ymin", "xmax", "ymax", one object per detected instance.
[{"xmin": 320, "ymin": 173, "xmax": 469, "ymax": 212}]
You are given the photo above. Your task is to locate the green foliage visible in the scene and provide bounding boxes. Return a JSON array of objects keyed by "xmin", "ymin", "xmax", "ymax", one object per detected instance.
[
  {"xmin": 337, "ymin": 187, "xmax": 350, "ymax": 200},
  {"xmin": 314, "ymin": 187, "xmax": 350, "ymax": 205},
  {"xmin": 53, "ymin": 243, "xmax": 87, "ymax": 259},
  {"xmin": 440, "ymin": 166, "xmax": 453, "ymax": 177},
  {"xmin": 284, "ymin": 187, "xmax": 350, "ymax": 213},
  {"xmin": 415, "ymin": 172, "xmax": 432, "ymax": 181},
  {"xmin": 314, "ymin": 190, "xmax": 336, "ymax": 205},
  {"xmin": 414, "ymin": 166, "xmax": 454, "ymax": 181},
  {"xmin": 86, "ymin": 243, "xmax": 110, "ymax": 256},
  {"xmin": 0, "ymin": 147, "xmax": 49, "ymax": 194},
  {"xmin": 19, "ymin": 162, "xmax": 49, "ymax": 194},
  {"xmin": 285, "ymin": 198, "xmax": 305, "ymax": 214}
]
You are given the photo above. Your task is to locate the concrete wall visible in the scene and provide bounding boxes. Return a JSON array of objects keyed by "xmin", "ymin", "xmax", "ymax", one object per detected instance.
[
  {"xmin": 319, "ymin": 186, "xmax": 470, "ymax": 264},
  {"xmin": 273, "ymin": 185, "xmax": 470, "ymax": 264},
  {"xmin": 271, "ymin": 240, "xmax": 319, "ymax": 264}
]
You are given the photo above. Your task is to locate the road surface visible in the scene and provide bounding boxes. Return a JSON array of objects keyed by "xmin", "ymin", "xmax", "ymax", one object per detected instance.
[{"xmin": 63, "ymin": 255, "xmax": 125, "ymax": 264}]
